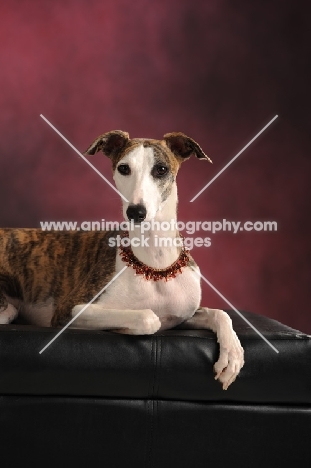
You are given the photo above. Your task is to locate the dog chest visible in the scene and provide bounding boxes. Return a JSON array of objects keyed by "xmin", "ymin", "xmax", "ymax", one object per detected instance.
[{"xmin": 97, "ymin": 257, "xmax": 201, "ymax": 326}]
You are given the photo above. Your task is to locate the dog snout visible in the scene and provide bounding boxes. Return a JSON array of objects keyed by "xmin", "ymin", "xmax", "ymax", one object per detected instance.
[{"xmin": 126, "ymin": 204, "xmax": 147, "ymax": 223}]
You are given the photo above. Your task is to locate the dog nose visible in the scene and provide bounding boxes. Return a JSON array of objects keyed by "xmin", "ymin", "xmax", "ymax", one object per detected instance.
[{"xmin": 126, "ymin": 204, "xmax": 147, "ymax": 223}]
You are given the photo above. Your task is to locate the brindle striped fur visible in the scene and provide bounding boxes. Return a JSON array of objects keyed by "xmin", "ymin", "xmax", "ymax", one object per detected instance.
[{"xmin": 0, "ymin": 229, "xmax": 118, "ymax": 326}]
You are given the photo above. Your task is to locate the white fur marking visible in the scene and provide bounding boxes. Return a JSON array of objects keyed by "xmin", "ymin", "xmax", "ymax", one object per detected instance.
[
  {"xmin": 0, "ymin": 304, "xmax": 18, "ymax": 324},
  {"xmin": 113, "ymin": 145, "xmax": 163, "ymax": 222}
]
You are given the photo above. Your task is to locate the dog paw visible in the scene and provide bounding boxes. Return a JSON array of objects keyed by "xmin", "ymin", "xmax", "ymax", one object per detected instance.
[
  {"xmin": 0, "ymin": 305, "xmax": 18, "ymax": 324},
  {"xmin": 214, "ymin": 312, "xmax": 244, "ymax": 390},
  {"xmin": 123, "ymin": 309, "xmax": 161, "ymax": 335},
  {"xmin": 213, "ymin": 315, "xmax": 244, "ymax": 390}
]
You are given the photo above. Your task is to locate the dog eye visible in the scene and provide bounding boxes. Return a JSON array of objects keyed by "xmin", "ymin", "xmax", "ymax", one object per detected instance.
[
  {"xmin": 117, "ymin": 164, "xmax": 131, "ymax": 176},
  {"xmin": 153, "ymin": 165, "xmax": 168, "ymax": 178}
]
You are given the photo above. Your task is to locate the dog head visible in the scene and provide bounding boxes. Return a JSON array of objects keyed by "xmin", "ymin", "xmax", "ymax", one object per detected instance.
[{"xmin": 84, "ymin": 131, "xmax": 212, "ymax": 223}]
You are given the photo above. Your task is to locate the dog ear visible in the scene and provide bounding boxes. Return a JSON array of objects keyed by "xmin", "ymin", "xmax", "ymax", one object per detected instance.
[
  {"xmin": 163, "ymin": 132, "xmax": 212, "ymax": 163},
  {"xmin": 84, "ymin": 130, "xmax": 130, "ymax": 158}
]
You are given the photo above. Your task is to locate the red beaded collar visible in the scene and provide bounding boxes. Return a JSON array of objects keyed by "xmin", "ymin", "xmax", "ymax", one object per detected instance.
[{"xmin": 119, "ymin": 231, "xmax": 191, "ymax": 281}]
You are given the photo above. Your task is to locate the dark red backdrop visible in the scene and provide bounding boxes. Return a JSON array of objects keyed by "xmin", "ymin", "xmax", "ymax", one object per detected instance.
[{"xmin": 0, "ymin": 0, "xmax": 310, "ymax": 332}]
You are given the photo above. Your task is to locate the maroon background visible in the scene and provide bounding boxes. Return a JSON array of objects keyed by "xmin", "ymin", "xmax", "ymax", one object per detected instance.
[{"xmin": 0, "ymin": 0, "xmax": 310, "ymax": 332}]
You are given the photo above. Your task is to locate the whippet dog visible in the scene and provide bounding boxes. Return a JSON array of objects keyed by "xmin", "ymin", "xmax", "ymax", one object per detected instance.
[{"xmin": 0, "ymin": 131, "xmax": 244, "ymax": 389}]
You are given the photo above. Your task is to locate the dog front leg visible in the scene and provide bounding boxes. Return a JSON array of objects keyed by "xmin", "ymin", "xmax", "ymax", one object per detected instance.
[
  {"xmin": 71, "ymin": 304, "xmax": 161, "ymax": 335},
  {"xmin": 178, "ymin": 307, "xmax": 244, "ymax": 389}
]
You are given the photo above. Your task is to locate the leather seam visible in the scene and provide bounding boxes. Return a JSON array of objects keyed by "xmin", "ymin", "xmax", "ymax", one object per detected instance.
[
  {"xmin": 145, "ymin": 336, "xmax": 157, "ymax": 468},
  {"xmin": 146, "ymin": 399, "xmax": 155, "ymax": 468},
  {"xmin": 156, "ymin": 336, "xmax": 162, "ymax": 398}
]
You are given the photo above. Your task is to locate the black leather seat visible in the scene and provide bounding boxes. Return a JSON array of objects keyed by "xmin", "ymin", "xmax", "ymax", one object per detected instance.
[{"xmin": 0, "ymin": 311, "xmax": 310, "ymax": 467}]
